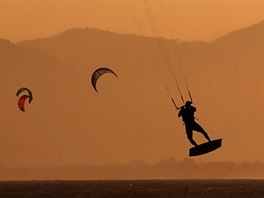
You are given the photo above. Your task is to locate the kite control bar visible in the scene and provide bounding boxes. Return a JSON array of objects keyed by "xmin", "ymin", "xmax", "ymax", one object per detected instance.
[{"xmin": 166, "ymin": 85, "xmax": 181, "ymax": 110}]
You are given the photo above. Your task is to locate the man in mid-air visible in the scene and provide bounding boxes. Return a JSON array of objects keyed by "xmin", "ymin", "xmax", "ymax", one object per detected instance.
[{"xmin": 178, "ymin": 101, "xmax": 211, "ymax": 146}]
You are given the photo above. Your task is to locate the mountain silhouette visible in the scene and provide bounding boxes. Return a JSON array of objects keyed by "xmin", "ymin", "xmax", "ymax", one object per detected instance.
[{"xmin": 0, "ymin": 21, "xmax": 263, "ymax": 167}]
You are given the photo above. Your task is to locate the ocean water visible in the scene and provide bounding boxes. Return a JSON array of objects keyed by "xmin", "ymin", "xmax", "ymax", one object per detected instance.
[{"xmin": 0, "ymin": 179, "xmax": 263, "ymax": 198}]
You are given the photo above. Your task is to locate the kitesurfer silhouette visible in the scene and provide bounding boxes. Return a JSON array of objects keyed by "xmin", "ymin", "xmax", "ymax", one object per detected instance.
[{"xmin": 178, "ymin": 101, "xmax": 211, "ymax": 146}]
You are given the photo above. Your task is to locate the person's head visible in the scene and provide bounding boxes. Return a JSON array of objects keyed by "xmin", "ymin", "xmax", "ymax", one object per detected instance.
[{"xmin": 185, "ymin": 101, "xmax": 192, "ymax": 107}]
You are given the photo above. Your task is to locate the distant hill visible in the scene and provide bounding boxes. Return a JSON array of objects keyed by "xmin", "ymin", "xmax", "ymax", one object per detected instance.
[
  {"xmin": 1, "ymin": 159, "xmax": 263, "ymax": 180},
  {"xmin": 17, "ymin": 21, "xmax": 263, "ymax": 100},
  {"xmin": 0, "ymin": 21, "xmax": 263, "ymax": 168}
]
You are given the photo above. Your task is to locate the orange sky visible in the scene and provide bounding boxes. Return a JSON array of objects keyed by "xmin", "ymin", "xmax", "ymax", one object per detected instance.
[
  {"xmin": 0, "ymin": 0, "xmax": 263, "ymax": 42},
  {"xmin": 0, "ymin": 0, "xmax": 263, "ymax": 170}
]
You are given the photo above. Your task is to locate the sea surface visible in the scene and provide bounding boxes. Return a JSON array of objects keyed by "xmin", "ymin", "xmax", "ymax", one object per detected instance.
[{"xmin": 0, "ymin": 179, "xmax": 263, "ymax": 198}]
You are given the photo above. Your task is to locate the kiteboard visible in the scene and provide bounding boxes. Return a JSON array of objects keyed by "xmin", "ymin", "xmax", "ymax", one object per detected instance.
[{"xmin": 189, "ymin": 139, "xmax": 222, "ymax": 157}]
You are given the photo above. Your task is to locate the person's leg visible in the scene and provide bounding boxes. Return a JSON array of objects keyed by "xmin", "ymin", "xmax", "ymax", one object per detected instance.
[
  {"xmin": 193, "ymin": 122, "xmax": 211, "ymax": 142},
  {"xmin": 186, "ymin": 125, "xmax": 198, "ymax": 146}
]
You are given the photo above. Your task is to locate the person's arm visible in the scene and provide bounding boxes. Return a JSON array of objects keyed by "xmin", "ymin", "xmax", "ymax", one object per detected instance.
[{"xmin": 178, "ymin": 108, "xmax": 183, "ymax": 117}]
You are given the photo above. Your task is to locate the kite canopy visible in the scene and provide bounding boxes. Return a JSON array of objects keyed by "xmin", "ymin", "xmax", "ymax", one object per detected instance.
[
  {"xmin": 16, "ymin": 87, "xmax": 33, "ymax": 103},
  {"xmin": 91, "ymin": 67, "xmax": 118, "ymax": 92},
  {"xmin": 16, "ymin": 87, "xmax": 33, "ymax": 112},
  {"xmin": 18, "ymin": 95, "xmax": 29, "ymax": 112}
]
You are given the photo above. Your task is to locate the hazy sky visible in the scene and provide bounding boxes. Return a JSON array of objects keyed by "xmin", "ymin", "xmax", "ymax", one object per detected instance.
[
  {"xmin": 0, "ymin": 0, "xmax": 263, "ymax": 42},
  {"xmin": 0, "ymin": 0, "xmax": 263, "ymax": 170}
]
